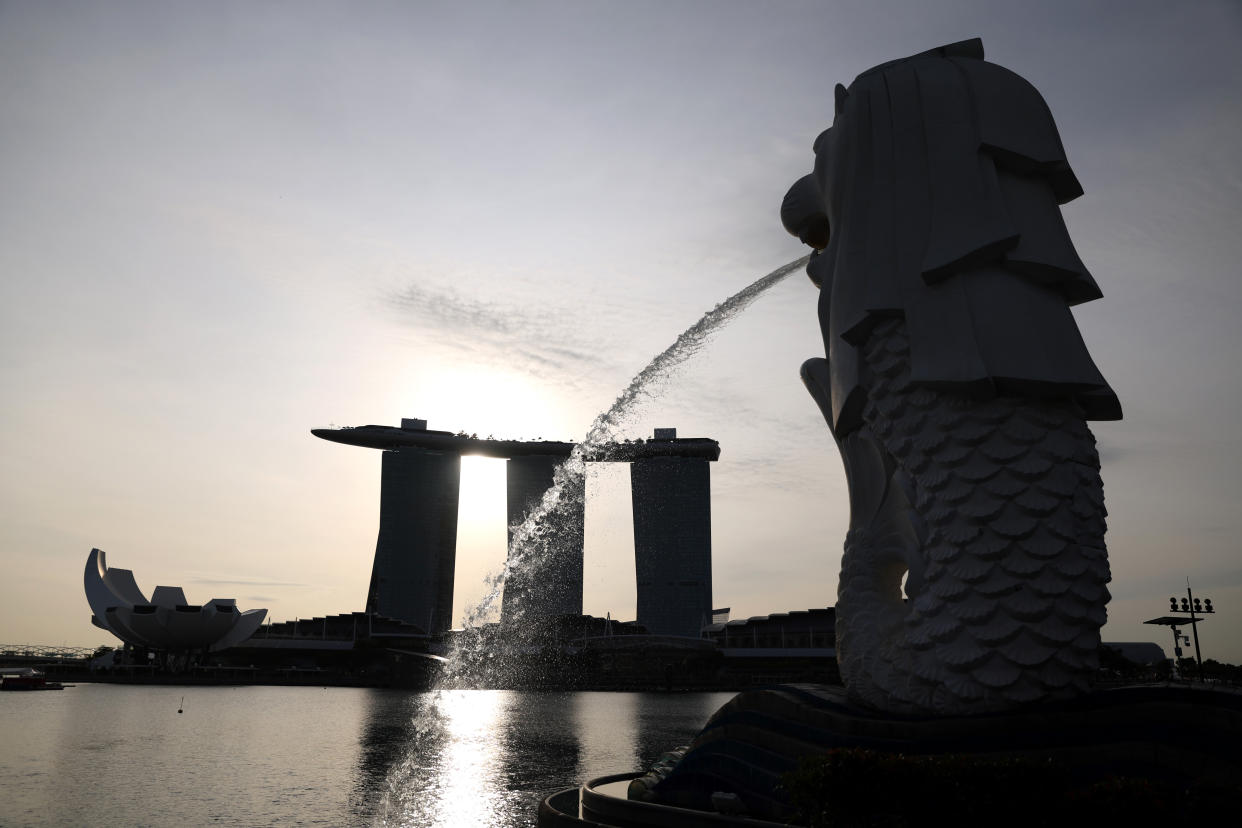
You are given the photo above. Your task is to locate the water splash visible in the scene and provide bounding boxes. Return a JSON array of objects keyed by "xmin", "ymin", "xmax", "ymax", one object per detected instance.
[
  {"xmin": 452, "ymin": 254, "xmax": 810, "ymax": 644},
  {"xmin": 376, "ymin": 255, "xmax": 809, "ymax": 819}
]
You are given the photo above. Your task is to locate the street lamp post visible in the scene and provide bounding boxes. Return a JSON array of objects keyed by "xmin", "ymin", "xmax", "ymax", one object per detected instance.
[{"xmin": 1166, "ymin": 581, "xmax": 1215, "ymax": 681}]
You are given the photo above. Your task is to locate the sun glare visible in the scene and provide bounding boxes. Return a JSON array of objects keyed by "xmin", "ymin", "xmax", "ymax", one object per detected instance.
[
  {"xmin": 399, "ymin": 365, "xmax": 572, "ymax": 442},
  {"xmin": 453, "ymin": 456, "xmax": 508, "ymax": 627},
  {"xmin": 457, "ymin": 455, "xmax": 506, "ymax": 527},
  {"xmin": 394, "ymin": 365, "xmax": 625, "ymax": 627}
]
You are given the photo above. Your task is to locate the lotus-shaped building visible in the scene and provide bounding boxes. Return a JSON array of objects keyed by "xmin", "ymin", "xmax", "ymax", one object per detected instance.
[{"xmin": 85, "ymin": 548, "xmax": 267, "ymax": 651}]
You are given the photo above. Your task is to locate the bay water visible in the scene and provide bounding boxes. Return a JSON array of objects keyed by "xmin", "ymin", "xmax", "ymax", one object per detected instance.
[{"xmin": 0, "ymin": 684, "xmax": 734, "ymax": 826}]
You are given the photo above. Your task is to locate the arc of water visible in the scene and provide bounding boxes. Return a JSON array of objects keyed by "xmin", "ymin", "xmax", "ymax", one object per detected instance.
[{"xmin": 459, "ymin": 254, "xmax": 811, "ymax": 630}]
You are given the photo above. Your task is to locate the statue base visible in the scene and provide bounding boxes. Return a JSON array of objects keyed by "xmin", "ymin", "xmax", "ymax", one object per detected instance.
[{"xmin": 622, "ymin": 682, "xmax": 1242, "ymax": 824}]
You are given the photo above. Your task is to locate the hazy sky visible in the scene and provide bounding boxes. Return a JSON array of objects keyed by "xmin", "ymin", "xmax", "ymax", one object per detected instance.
[{"xmin": 3, "ymin": 1, "xmax": 1241, "ymax": 662}]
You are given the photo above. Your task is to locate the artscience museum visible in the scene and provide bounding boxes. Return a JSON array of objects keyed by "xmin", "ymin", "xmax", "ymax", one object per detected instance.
[{"xmin": 84, "ymin": 547, "xmax": 267, "ymax": 652}]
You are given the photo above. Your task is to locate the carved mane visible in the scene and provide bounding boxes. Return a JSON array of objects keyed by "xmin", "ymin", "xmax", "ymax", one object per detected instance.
[{"xmin": 810, "ymin": 38, "xmax": 1120, "ymax": 435}]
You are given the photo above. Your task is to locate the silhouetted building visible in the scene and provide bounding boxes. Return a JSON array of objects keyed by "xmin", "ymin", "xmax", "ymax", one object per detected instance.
[
  {"xmin": 365, "ymin": 420, "xmax": 460, "ymax": 633},
  {"xmin": 703, "ymin": 608, "xmax": 837, "ymax": 651},
  {"xmin": 314, "ymin": 418, "xmax": 719, "ymax": 635},
  {"xmin": 501, "ymin": 454, "xmax": 585, "ymax": 624},
  {"xmin": 631, "ymin": 429, "xmax": 713, "ymax": 638},
  {"xmin": 85, "ymin": 548, "xmax": 267, "ymax": 651}
]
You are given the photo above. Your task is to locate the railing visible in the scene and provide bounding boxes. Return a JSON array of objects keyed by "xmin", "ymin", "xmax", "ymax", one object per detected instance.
[{"xmin": 0, "ymin": 644, "xmax": 100, "ymax": 661}]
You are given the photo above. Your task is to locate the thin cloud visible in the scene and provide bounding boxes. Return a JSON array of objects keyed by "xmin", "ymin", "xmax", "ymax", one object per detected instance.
[
  {"xmin": 388, "ymin": 283, "xmax": 522, "ymax": 335},
  {"xmin": 384, "ymin": 281, "xmax": 611, "ymax": 378},
  {"xmin": 190, "ymin": 576, "xmax": 307, "ymax": 588}
]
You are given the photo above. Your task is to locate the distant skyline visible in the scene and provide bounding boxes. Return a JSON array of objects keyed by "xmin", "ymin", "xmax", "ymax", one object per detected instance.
[{"xmin": 2, "ymin": 1, "xmax": 1241, "ymax": 661}]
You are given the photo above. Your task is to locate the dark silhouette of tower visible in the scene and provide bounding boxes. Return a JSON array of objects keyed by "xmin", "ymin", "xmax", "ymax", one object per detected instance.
[
  {"xmin": 630, "ymin": 429, "xmax": 713, "ymax": 638},
  {"xmin": 365, "ymin": 419, "xmax": 460, "ymax": 633},
  {"xmin": 314, "ymin": 419, "xmax": 718, "ymax": 636}
]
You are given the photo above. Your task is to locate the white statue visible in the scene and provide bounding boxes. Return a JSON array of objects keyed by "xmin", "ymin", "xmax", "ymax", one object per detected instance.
[{"xmin": 783, "ymin": 39, "xmax": 1121, "ymax": 715}]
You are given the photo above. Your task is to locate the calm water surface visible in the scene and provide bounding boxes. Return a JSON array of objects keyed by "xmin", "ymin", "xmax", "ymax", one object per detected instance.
[{"xmin": 0, "ymin": 685, "xmax": 734, "ymax": 827}]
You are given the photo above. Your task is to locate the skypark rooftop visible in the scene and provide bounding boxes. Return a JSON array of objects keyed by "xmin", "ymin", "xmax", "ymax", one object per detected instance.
[{"xmin": 311, "ymin": 420, "xmax": 720, "ymax": 461}]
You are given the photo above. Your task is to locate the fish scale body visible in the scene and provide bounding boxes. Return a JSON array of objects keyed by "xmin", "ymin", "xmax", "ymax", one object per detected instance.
[{"xmin": 835, "ymin": 319, "xmax": 1110, "ymax": 715}]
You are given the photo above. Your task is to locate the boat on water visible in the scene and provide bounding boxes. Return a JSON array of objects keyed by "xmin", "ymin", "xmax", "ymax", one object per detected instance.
[{"xmin": 1, "ymin": 668, "xmax": 67, "ymax": 691}]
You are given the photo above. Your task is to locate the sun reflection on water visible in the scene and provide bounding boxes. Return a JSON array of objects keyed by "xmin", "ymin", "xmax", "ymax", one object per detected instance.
[
  {"xmin": 436, "ymin": 690, "xmax": 511, "ymax": 825},
  {"xmin": 376, "ymin": 689, "xmax": 511, "ymax": 827},
  {"xmin": 367, "ymin": 689, "xmax": 736, "ymax": 826}
]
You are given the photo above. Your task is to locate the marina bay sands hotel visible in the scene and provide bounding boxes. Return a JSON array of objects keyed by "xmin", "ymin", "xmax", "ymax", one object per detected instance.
[{"xmin": 312, "ymin": 419, "xmax": 719, "ymax": 639}]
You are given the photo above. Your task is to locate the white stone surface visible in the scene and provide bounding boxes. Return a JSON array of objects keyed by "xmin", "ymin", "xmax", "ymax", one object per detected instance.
[{"xmin": 84, "ymin": 548, "xmax": 267, "ymax": 652}]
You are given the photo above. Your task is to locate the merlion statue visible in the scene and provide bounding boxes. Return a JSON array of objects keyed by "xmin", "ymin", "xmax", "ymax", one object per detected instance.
[{"xmin": 783, "ymin": 38, "xmax": 1121, "ymax": 715}]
